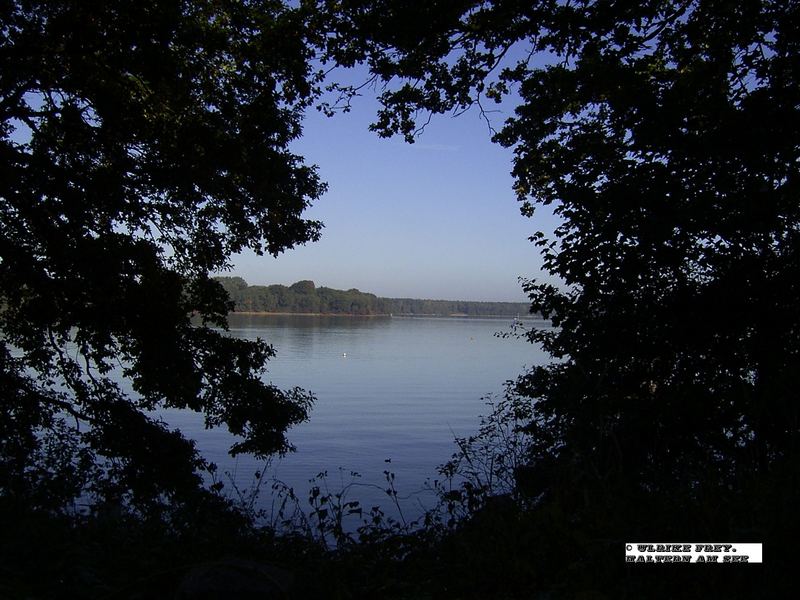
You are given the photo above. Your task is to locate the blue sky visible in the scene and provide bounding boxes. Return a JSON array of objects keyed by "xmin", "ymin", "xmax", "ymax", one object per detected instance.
[
  {"xmin": 230, "ymin": 89, "xmax": 560, "ymax": 303},
  {"xmin": 12, "ymin": 72, "xmax": 558, "ymax": 303}
]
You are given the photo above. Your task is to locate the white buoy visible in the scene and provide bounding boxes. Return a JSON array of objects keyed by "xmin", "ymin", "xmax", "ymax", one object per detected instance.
[{"xmin": 342, "ymin": 352, "xmax": 347, "ymax": 357}]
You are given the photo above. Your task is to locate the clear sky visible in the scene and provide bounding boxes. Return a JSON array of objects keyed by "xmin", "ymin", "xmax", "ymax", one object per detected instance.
[{"xmin": 228, "ymin": 83, "xmax": 560, "ymax": 303}]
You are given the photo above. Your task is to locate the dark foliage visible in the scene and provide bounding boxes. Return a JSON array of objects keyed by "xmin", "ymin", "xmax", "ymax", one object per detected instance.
[
  {"xmin": 3, "ymin": 1, "xmax": 798, "ymax": 597},
  {"xmin": 0, "ymin": 0, "xmax": 321, "ymax": 514},
  {"xmin": 317, "ymin": 0, "xmax": 800, "ymax": 595}
]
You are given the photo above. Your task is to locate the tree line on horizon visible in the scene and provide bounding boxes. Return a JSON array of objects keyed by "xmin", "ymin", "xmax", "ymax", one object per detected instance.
[{"xmin": 215, "ymin": 276, "xmax": 531, "ymax": 317}]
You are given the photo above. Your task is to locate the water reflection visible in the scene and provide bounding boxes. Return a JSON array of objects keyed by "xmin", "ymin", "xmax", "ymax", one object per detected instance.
[{"xmin": 174, "ymin": 314, "xmax": 549, "ymax": 519}]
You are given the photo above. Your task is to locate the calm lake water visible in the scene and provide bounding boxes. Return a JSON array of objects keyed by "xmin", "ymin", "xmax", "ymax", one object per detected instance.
[{"xmin": 164, "ymin": 314, "xmax": 550, "ymax": 519}]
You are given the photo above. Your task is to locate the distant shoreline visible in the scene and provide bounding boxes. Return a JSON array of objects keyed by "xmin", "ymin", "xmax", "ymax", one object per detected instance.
[
  {"xmin": 215, "ymin": 277, "xmax": 532, "ymax": 318},
  {"xmin": 229, "ymin": 311, "xmax": 534, "ymax": 319},
  {"xmin": 230, "ymin": 311, "xmax": 388, "ymax": 318}
]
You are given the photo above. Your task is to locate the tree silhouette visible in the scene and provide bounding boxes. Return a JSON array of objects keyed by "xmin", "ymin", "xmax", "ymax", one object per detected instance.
[
  {"xmin": 1, "ymin": 0, "xmax": 322, "ymax": 513},
  {"xmin": 2, "ymin": 1, "xmax": 798, "ymax": 594},
  {"xmin": 320, "ymin": 0, "xmax": 799, "ymax": 592}
]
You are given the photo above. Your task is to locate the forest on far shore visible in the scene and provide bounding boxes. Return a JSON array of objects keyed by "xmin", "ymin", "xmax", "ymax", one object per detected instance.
[{"xmin": 215, "ymin": 277, "xmax": 532, "ymax": 317}]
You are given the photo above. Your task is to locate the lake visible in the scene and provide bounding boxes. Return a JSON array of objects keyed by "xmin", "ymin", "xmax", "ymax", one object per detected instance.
[{"xmin": 163, "ymin": 314, "xmax": 550, "ymax": 522}]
